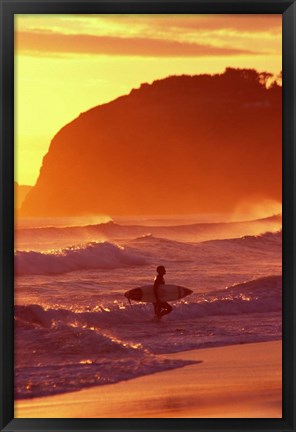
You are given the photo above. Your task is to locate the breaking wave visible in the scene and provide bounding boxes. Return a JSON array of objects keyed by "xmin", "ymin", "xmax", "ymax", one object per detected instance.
[
  {"xmin": 15, "ymin": 275, "xmax": 281, "ymax": 328},
  {"xmin": 16, "ymin": 215, "xmax": 282, "ymax": 246},
  {"xmin": 15, "ymin": 241, "xmax": 148, "ymax": 275}
]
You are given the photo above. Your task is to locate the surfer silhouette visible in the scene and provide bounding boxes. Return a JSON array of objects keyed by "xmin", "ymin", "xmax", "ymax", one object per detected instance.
[{"xmin": 153, "ymin": 266, "xmax": 173, "ymax": 320}]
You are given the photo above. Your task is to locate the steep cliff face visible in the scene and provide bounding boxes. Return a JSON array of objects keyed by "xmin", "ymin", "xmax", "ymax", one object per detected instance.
[
  {"xmin": 21, "ymin": 69, "xmax": 282, "ymax": 217},
  {"xmin": 14, "ymin": 182, "xmax": 32, "ymax": 209}
]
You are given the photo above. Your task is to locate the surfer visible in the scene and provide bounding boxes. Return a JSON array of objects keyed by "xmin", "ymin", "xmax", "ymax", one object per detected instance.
[{"xmin": 153, "ymin": 265, "xmax": 173, "ymax": 320}]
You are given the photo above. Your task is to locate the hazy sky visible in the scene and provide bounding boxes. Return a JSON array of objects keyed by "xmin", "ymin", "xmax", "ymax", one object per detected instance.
[{"xmin": 15, "ymin": 14, "xmax": 282, "ymax": 185}]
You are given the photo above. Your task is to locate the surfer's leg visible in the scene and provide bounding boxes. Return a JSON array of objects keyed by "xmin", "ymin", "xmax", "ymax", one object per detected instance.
[
  {"xmin": 153, "ymin": 302, "xmax": 162, "ymax": 318},
  {"xmin": 159, "ymin": 302, "xmax": 173, "ymax": 317}
]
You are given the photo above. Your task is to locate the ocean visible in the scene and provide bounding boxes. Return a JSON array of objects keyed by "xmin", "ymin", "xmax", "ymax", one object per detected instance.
[{"xmin": 14, "ymin": 214, "xmax": 282, "ymax": 399}]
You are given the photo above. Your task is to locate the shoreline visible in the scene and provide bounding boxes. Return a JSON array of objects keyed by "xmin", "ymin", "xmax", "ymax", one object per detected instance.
[{"xmin": 15, "ymin": 340, "xmax": 282, "ymax": 418}]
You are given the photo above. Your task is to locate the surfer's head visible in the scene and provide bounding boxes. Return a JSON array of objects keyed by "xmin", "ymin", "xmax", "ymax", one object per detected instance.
[{"xmin": 156, "ymin": 265, "xmax": 166, "ymax": 275}]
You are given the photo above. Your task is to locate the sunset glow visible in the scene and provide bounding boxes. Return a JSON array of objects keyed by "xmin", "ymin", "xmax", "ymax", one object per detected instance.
[{"xmin": 15, "ymin": 14, "xmax": 282, "ymax": 186}]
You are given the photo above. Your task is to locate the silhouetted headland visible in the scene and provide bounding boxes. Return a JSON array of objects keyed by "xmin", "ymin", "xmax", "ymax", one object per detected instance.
[{"xmin": 20, "ymin": 68, "xmax": 281, "ymax": 217}]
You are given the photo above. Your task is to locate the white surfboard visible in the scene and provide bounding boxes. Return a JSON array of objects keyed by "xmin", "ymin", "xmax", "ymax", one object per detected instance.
[{"xmin": 124, "ymin": 284, "xmax": 193, "ymax": 303}]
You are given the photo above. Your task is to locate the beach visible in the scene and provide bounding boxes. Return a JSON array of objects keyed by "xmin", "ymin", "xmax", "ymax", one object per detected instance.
[{"xmin": 15, "ymin": 340, "xmax": 282, "ymax": 418}]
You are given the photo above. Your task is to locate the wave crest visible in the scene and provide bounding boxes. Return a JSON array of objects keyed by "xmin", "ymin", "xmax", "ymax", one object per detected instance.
[{"xmin": 15, "ymin": 241, "xmax": 148, "ymax": 275}]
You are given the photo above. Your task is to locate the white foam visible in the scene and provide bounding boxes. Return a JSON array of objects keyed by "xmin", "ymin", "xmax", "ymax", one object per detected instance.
[{"xmin": 15, "ymin": 241, "xmax": 148, "ymax": 275}]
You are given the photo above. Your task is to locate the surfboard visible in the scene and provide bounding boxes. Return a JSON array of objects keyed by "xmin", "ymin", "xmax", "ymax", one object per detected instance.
[{"xmin": 124, "ymin": 284, "xmax": 193, "ymax": 303}]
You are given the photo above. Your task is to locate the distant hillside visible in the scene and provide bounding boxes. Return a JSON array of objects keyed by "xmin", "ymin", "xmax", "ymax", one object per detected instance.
[
  {"xmin": 20, "ymin": 68, "xmax": 282, "ymax": 217},
  {"xmin": 15, "ymin": 182, "xmax": 32, "ymax": 209}
]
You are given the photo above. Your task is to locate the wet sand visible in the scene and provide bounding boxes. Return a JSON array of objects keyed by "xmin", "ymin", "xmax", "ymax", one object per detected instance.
[{"xmin": 15, "ymin": 340, "xmax": 282, "ymax": 418}]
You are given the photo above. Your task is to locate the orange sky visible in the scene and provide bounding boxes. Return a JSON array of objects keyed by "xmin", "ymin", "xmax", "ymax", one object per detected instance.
[{"xmin": 14, "ymin": 14, "xmax": 282, "ymax": 186}]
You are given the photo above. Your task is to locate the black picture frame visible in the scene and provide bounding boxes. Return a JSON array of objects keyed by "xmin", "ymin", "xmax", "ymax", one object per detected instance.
[{"xmin": 0, "ymin": 0, "xmax": 295, "ymax": 431}]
